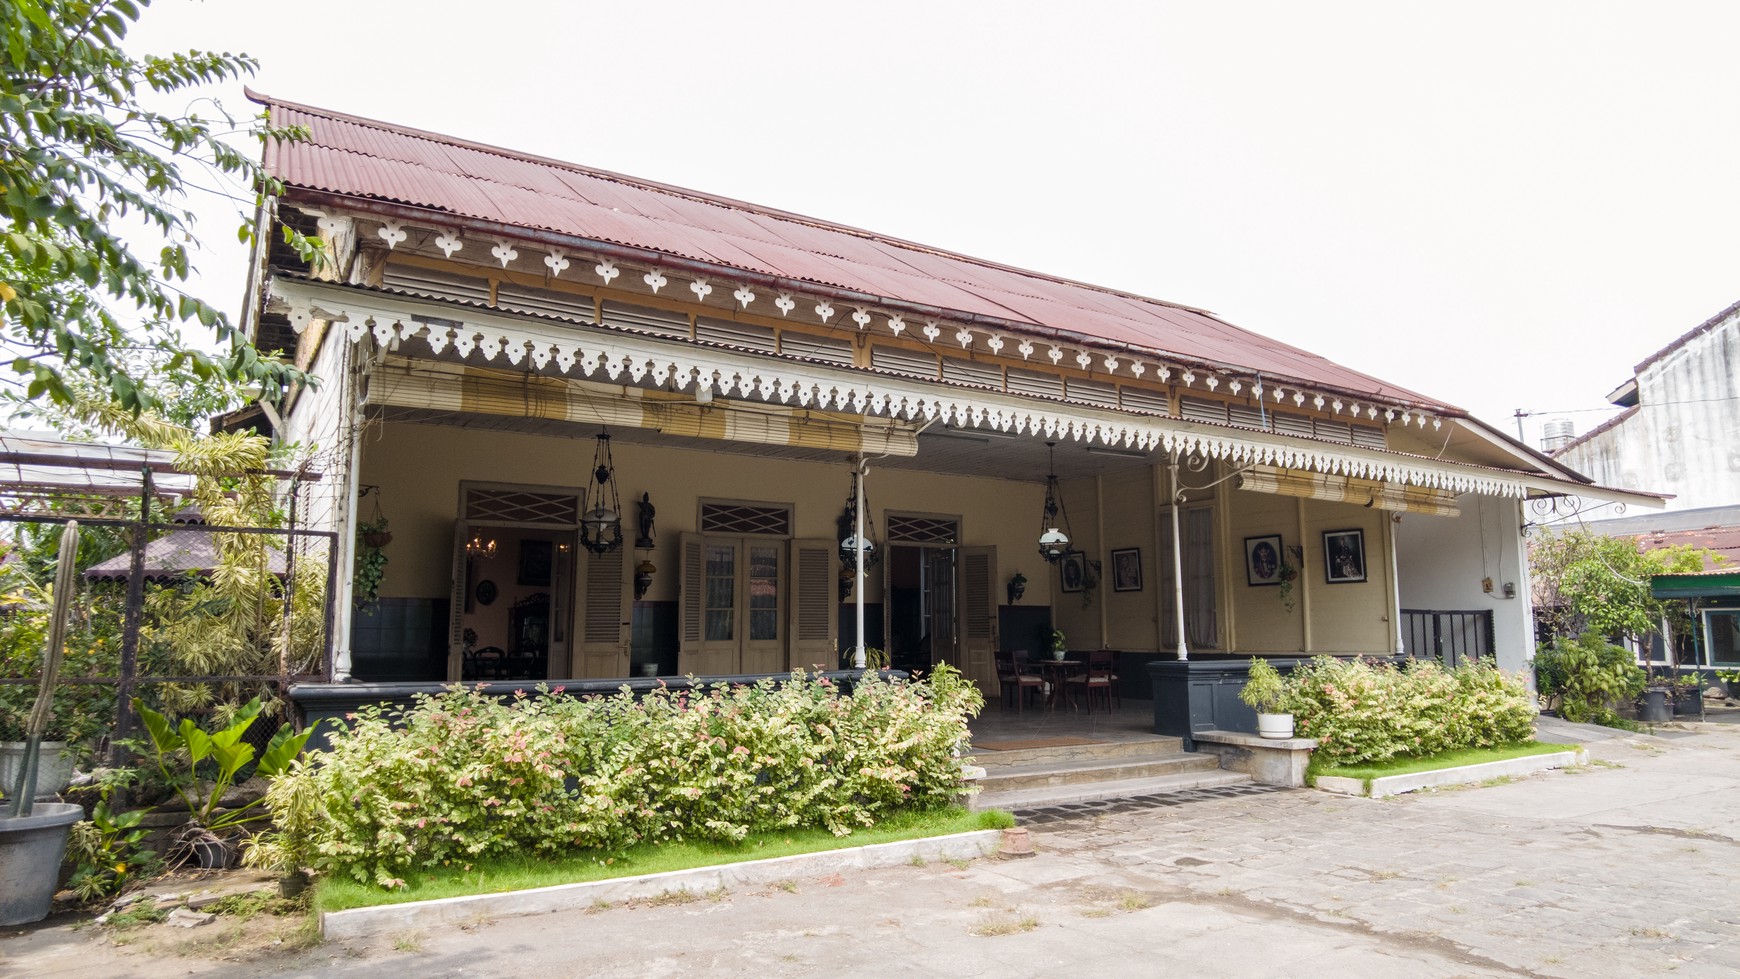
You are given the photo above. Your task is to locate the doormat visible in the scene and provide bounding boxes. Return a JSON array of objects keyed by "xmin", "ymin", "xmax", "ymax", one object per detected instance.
[{"xmin": 970, "ymin": 736, "xmax": 1106, "ymax": 751}]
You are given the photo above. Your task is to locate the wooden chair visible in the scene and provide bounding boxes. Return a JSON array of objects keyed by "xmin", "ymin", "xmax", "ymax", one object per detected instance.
[
  {"xmin": 996, "ymin": 649, "xmax": 1044, "ymax": 712},
  {"xmin": 467, "ymin": 645, "xmax": 507, "ymax": 681},
  {"xmin": 1065, "ymin": 649, "xmax": 1119, "ymax": 713}
]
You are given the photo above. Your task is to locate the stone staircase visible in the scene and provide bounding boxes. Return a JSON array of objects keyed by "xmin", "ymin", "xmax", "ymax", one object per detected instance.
[{"xmin": 966, "ymin": 735, "xmax": 1249, "ymax": 811}]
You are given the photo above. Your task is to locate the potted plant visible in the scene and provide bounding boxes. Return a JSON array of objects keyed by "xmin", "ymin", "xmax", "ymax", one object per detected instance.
[
  {"xmin": 354, "ymin": 517, "xmax": 390, "ymax": 609},
  {"xmin": 1672, "ymin": 673, "xmax": 1705, "ymax": 719},
  {"xmin": 1637, "ymin": 675, "xmax": 1674, "ymax": 724},
  {"xmin": 1049, "ymin": 629, "xmax": 1067, "ymax": 661},
  {"xmin": 1239, "ymin": 657, "xmax": 1294, "ymax": 739},
  {"xmin": 0, "ymin": 522, "xmax": 88, "ymax": 926}
]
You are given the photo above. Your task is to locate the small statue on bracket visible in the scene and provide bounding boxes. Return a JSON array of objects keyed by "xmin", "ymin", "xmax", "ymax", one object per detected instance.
[{"xmin": 636, "ymin": 492, "xmax": 656, "ymax": 549}]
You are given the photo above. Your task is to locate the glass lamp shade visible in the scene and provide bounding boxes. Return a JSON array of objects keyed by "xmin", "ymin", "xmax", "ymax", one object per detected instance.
[
  {"xmin": 840, "ymin": 534, "xmax": 876, "ymax": 561},
  {"xmin": 1038, "ymin": 527, "xmax": 1071, "ymax": 562},
  {"xmin": 581, "ymin": 505, "xmax": 622, "ymax": 552}
]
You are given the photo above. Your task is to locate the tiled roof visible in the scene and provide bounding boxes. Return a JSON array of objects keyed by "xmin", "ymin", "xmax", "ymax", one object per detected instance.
[{"xmin": 252, "ymin": 91, "xmax": 1454, "ymax": 412}]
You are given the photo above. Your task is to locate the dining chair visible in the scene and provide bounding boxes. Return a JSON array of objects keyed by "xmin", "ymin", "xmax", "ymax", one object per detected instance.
[
  {"xmin": 1065, "ymin": 648, "xmax": 1119, "ymax": 713},
  {"xmin": 996, "ymin": 649, "xmax": 1044, "ymax": 712}
]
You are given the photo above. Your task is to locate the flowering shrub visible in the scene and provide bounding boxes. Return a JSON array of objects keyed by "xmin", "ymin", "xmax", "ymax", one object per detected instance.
[
  {"xmin": 1285, "ymin": 657, "xmax": 1534, "ymax": 764},
  {"xmin": 272, "ymin": 667, "xmax": 982, "ymax": 889}
]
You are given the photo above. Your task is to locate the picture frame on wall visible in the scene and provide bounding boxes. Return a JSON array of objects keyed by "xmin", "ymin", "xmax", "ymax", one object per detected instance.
[
  {"xmin": 1323, "ymin": 529, "xmax": 1366, "ymax": 584},
  {"xmin": 518, "ymin": 539, "xmax": 553, "ymax": 587},
  {"xmin": 1060, "ymin": 551, "xmax": 1087, "ymax": 593},
  {"xmin": 1111, "ymin": 548, "xmax": 1142, "ymax": 592},
  {"xmin": 1245, "ymin": 534, "xmax": 1283, "ymax": 586}
]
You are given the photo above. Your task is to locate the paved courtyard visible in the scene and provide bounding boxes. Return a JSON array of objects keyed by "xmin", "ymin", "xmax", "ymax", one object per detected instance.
[{"xmin": 5, "ymin": 717, "xmax": 1738, "ymax": 978}]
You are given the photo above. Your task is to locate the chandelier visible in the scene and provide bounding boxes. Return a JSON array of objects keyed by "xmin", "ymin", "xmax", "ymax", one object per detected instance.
[
  {"xmin": 580, "ymin": 430, "xmax": 624, "ymax": 555},
  {"xmin": 466, "ymin": 532, "xmax": 497, "ymax": 558},
  {"xmin": 1037, "ymin": 441, "xmax": 1073, "ymax": 563}
]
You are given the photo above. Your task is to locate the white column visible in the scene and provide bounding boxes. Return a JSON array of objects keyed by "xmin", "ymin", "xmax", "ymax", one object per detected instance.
[
  {"xmin": 1169, "ymin": 454, "xmax": 1188, "ymax": 661},
  {"xmin": 853, "ymin": 462, "xmax": 867, "ymax": 670}
]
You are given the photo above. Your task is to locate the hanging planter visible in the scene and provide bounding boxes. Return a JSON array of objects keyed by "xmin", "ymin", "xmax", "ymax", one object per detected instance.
[{"xmin": 354, "ymin": 486, "xmax": 391, "ymax": 608}]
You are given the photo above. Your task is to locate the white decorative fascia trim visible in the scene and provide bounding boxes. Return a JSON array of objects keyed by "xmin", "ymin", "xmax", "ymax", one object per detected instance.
[
  {"xmin": 336, "ymin": 209, "xmax": 1453, "ymax": 425},
  {"xmin": 269, "ymin": 277, "xmax": 1529, "ymax": 500}
]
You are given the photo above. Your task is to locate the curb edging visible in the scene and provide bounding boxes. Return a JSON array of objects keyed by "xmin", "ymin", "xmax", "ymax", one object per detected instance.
[
  {"xmin": 1316, "ymin": 749, "xmax": 1588, "ymax": 799},
  {"xmin": 321, "ymin": 829, "xmax": 1003, "ymax": 940}
]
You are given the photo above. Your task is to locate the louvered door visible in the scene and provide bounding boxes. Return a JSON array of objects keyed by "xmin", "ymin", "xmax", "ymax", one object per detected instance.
[
  {"xmin": 577, "ymin": 546, "xmax": 629, "ymax": 677},
  {"xmin": 788, "ymin": 539, "xmax": 838, "ymax": 672},
  {"xmin": 959, "ymin": 546, "xmax": 998, "ymax": 693}
]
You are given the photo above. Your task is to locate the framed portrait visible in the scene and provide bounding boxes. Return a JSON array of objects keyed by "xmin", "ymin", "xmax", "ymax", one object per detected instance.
[
  {"xmin": 1060, "ymin": 551, "xmax": 1087, "ymax": 593},
  {"xmin": 1323, "ymin": 529, "xmax": 1367, "ymax": 584},
  {"xmin": 1111, "ymin": 548, "xmax": 1142, "ymax": 592},
  {"xmin": 1245, "ymin": 535, "xmax": 1283, "ymax": 586},
  {"xmin": 517, "ymin": 539, "xmax": 553, "ymax": 587}
]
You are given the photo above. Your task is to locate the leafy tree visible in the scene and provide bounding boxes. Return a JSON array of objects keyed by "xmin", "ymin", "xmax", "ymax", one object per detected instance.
[
  {"xmin": 1, "ymin": 0, "xmax": 318, "ymax": 414},
  {"xmin": 1530, "ymin": 528, "xmax": 1718, "ymax": 645}
]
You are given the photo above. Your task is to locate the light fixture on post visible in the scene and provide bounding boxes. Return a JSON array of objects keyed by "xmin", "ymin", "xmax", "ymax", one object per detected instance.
[
  {"xmin": 580, "ymin": 429, "xmax": 624, "ymax": 555},
  {"xmin": 1037, "ymin": 441, "xmax": 1072, "ymax": 563}
]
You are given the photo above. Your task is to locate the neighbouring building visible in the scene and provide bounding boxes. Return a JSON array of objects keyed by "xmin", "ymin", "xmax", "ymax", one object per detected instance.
[
  {"xmin": 1548, "ymin": 301, "xmax": 1740, "ymax": 672},
  {"xmin": 234, "ymin": 92, "xmax": 1659, "ymax": 702}
]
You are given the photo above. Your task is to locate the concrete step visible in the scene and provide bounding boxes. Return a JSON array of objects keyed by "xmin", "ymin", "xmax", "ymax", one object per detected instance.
[
  {"xmin": 968, "ymin": 736, "xmax": 1187, "ymax": 771},
  {"xmin": 973, "ymin": 768, "xmax": 1251, "ymax": 811},
  {"xmin": 975, "ymin": 751, "xmax": 1224, "ymax": 795}
]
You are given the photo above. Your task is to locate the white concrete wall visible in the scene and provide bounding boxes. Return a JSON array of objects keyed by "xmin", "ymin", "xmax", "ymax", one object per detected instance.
[
  {"xmin": 1395, "ymin": 494, "xmax": 1534, "ymax": 672},
  {"xmin": 1555, "ymin": 310, "xmax": 1740, "ymax": 512}
]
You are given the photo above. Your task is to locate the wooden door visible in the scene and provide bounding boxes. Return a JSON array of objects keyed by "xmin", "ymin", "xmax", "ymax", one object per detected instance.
[
  {"xmin": 576, "ymin": 546, "xmax": 629, "ymax": 678},
  {"xmin": 788, "ymin": 539, "xmax": 838, "ymax": 672},
  {"xmin": 959, "ymin": 546, "xmax": 998, "ymax": 693}
]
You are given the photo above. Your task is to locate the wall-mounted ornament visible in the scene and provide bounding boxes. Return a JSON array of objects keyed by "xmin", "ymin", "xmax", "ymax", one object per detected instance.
[
  {"xmin": 636, "ymin": 492, "xmax": 656, "ymax": 549},
  {"xmin": 634, "ymin": 560, "xmax": 656, "ymax": 601}
]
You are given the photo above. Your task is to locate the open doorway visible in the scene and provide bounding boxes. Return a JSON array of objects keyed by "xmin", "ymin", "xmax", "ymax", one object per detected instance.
[{"xmin": 886, "ymin": 543, "xmax": 958, "ymax": 675}]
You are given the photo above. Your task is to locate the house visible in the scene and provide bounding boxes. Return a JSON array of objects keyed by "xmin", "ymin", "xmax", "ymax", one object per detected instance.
[
  {"xmin": 235, "ymin": 92, "xmax": 1659, "ymax": 706},
  {"xmin": 1546, "ymin": 301, "xmax": 1740, "ymax": 671}
]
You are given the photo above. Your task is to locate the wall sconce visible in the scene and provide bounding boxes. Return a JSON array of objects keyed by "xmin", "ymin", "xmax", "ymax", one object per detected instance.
[
  {"xmin": 634, "ymin": 559, "xmax": 656, "ymax": 600},
  {"xmin": 1007, "ymin": 571, "xmax": 1027, "ymax": 605}
]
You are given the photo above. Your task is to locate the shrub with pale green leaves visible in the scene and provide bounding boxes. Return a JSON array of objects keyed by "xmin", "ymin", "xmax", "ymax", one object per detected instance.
[
  {"xmin": 1285, "ymin": 657, "xmax": 1533, "ymax": 764},
  {"xmin": 272, "ymin": 667, "xmax": 981, "ymax": 889}
]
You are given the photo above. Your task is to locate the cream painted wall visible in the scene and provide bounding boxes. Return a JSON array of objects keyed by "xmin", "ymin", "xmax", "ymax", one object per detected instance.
[
  {"xmin": 1396, "ymin": 495, "xmax": 1534, "ymax": 672},
  {"xmin": 1045, "ymin": 460, "xmax": 1401, "ymax": 655},
  {"xmin": 1222, "ymin": 490, "xmax": 1307, "ymax": 652},
  {"xmin": 358, "ymin": 420, "xmax": 1044, "ymax": 625}
]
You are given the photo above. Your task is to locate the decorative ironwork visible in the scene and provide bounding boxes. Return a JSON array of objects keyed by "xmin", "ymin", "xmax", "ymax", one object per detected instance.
[
  {"xmin": 885, "ymin": 514, "xmax": 959, "ymax": 545},
  {"xmin": 700, "ymin": 502, "xmax": 791, "ymax": 536}
]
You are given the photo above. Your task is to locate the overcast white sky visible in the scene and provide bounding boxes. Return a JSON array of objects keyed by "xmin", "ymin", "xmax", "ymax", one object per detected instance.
[{"xmin": 129, "ymin": 0, "xmax": 1740, "ymax": 447}]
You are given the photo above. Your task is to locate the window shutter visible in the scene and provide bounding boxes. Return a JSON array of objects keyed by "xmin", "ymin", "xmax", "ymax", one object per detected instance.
[
  {"xmin": 577, "ymin": 548, "xmax": 628, "ymax": 677},
  {"xmin": 447, "ymin": 521, "xmax": 468, "ymax": 681},
  {"xmin": 678, "ymin": 532, "xmax": 704, "ymax": 668},
  {"xmin": 788, "ymin": 540, "xmax": 839, "ymax": 670}
]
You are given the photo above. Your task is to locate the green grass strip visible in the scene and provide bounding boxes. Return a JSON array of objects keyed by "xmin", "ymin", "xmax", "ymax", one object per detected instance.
[
  {"xmin": 314, "ymin": 807, "xmax": 1015, "ymax": 913},
  {"xmin": 1311, "ymin": 741, "xmax": 1576, "ymax": 784}
]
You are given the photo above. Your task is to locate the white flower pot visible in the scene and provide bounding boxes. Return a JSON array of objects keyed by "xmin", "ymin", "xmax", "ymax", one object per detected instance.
[
  {"xmin": 0, "ymin": 742, "xmax": 77, "ymax": 799},
  {"xmin": 1257, "ymin": 713, "xmax": 1295, "ymax": 740}
]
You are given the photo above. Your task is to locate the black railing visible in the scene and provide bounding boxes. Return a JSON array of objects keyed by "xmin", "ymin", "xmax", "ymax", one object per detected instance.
[{"xmin": 1401, "ymin": 609, "xmax": 1495, "ymax": 668}]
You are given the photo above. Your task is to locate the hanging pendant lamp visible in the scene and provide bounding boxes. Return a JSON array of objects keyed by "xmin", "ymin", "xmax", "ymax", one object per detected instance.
[
  {"xmin": 580, "ymin": 430, "xmax": 624, "ymax": 555},
  {"xmin": 837, "ymin": 469, "xmax": 880, "ymax": 568},
  {"xmin": 1037, "ymin": 441, "xmax": 1072, "ymax": 563}
]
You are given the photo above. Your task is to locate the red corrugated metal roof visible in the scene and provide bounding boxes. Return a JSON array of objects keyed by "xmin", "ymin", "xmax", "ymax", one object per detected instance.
[
  {"xmin": 252, "ymin": 91, "xmax": 1456, "ymax": 411},
  {"xmin": 1635, "ymin": 526, "xmax": 1740, "ymax": 571}
]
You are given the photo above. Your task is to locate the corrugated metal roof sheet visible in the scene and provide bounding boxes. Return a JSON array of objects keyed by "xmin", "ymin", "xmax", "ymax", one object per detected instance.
[{"xmin": 252, "ymin": 92, "xmax": 1454, "ymax": 411}]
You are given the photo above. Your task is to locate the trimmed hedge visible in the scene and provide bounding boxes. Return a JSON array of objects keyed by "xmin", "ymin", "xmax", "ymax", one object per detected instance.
[
  {"xmin": 1284, "ymin": 657, "xmax": 1534, "ymax": 764},
  {"xmin": 270, "ymin": 667, "xmax": 981, "ymax": 889}
]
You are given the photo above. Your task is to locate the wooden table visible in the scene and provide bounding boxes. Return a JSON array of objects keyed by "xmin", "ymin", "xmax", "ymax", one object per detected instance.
[{"xmin": 1033, "ymin": 658, "xmax": 1082, "ymax": 709}]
